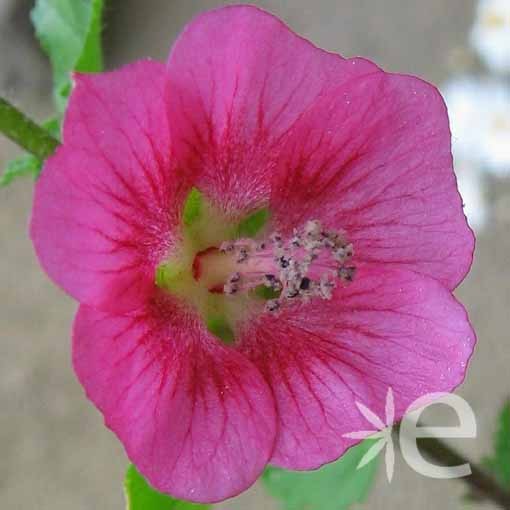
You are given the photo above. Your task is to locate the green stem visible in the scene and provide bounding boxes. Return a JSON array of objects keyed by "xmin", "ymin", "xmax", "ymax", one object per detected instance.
[{"xmin": 0, "ymin": 97, "xmax": 59, "ymax": 160}]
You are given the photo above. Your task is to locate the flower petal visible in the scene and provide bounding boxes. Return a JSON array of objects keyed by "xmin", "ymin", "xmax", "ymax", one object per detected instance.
[
  {"xmin": 270, "ymin": 72, "xmax": 474, "ymax": 290},
  {"xmin": 31, "ymin": 60, "xmax": 185, "ymax": 313},
  {"xmin": 166, "ymin": 5, "xmax": 472, "ymax": 289},
  {"xmin": 238, "ymin": 267, "xmax": 475, "ymax": 470},
  {"xmin": 165, "ymin": 5, "xmax": 379, "ymax": 215},
  {"xmin": 73, "ymin": 300, "xmax": 276, "ymax": 503}
]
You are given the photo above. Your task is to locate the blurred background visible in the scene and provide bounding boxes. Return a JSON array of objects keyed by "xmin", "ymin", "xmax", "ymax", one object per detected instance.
[{"xmin": 1, "ymin": 1, "xmax": 509, "ymax": 509}]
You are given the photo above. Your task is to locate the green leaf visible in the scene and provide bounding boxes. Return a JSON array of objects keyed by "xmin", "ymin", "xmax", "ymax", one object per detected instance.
[
  {"xmin": 124, "ymin": 464, "xmax": 210, "ymax": 510},
  {"xmin": 262, "ymin": 441, "xmax": 379, "ymax": 510},
  {"xmin": 237, "ymin": 208, "xmax": 270, "ymax": 238},
  {"xmin": 31, "ymin": 0, "xmax": 104, "ymax": 113},
  {"xmin": 75, "ymin": 0, "xmax": 104, "ymax": 73},
  {"xmin": 483, "ymin": 401, "xmax": 510, "ymax": 487},
  {"xmin": 0, "ymin": 154, "xmax": 42, "ymax": 187},
  {"xmin": 42, "ymin": 116, "xmax": 61, "ymax": 140}
]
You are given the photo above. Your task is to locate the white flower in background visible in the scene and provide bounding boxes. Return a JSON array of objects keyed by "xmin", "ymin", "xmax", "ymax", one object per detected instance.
[
  {"xmin": 443, "ymin": 77, "xmax": 510, "ymax": 176},
  {"xmin": 455, "ymin": 160, "xmax": 489, "ymax": 232},
  {"xmin": 440, "ymin": 77, "xmax": 510, "ymax": 231},
  {"xmin": 470, "ymin": 0, "xmax": 510, "ymax": 74}
]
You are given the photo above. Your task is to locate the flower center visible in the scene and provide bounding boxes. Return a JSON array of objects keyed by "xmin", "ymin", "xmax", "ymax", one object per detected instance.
[
  {"xmin": 193, "ymin": 220, "xmax": 355, "ymax": 312},
  {"xmin": 155, "ymin": 189, "xmax": 356, "ymax": 341}
]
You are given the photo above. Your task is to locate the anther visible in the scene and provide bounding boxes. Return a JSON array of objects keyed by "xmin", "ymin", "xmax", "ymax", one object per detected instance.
[
  {"xmin": 266, "ymin": 300, "xmax": 280, "ymax": 312},
  {"xmin": 304, "ymin": 220, "xmax": 322, "ymax": 240},
  {"xmin": 270, "ymin": 233, "xmax": 283, "ymax": 246},
  {"xmin": 229, "ymin": 272, "xmax": 241, "ymax": 283},
  {"xmin": 338, "ymin": 266, "xmax": 356, "ymax": 282},
  {"xmin": 263, "ymin": 274, "xmax": 276, "ymax": 286},
  {"xmin": 319, "ymin": 275, "xmax": 335, "ymax": 300},
  {"xmin": 236, "ymin": 248, "xmax": 249, "ymax": 263},
  {"xmin": 291, "ymin": 230, "xmax": 302, "ymax": 247},
  {"xmin": 334, "ymin": 243, "xmax": 354, "ymax": 263},
  {"xmin": 299, "ymin": 277, "xmax": 311, "ymax": 290},
  {"xmin": 278, "ymin": 256, "xmax": 290, "ymax": 268},
  {"xmin": 285, "ymin": 287, "xmax": 300, "ymax": 299},
  {"xmin": 224, "ymin": 282, "xmax": 239, "ymax": 295},
  {"xmin": 220, "ymin": 241, "xmax": 235, "ymax": 253},
  {"xmin": 210, "ymin": 219, "xmax": 356, "ymax": 312}
]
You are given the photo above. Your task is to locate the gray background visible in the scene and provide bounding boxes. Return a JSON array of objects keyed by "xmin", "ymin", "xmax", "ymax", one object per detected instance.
[{"xmin": 1, "ymin": 1, "xmax": 508, "ymax": 509}]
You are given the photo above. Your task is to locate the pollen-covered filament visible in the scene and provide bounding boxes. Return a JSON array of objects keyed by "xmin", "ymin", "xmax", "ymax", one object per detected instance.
[{"xmin": 194, "ymin": 220, "xmax": 356, "ymax": 312}]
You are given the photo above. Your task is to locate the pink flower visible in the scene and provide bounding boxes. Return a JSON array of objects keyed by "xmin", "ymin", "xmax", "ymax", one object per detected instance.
[{"xmin": 30, "ymin": 5, "xmax": 475, "ymax": 504}]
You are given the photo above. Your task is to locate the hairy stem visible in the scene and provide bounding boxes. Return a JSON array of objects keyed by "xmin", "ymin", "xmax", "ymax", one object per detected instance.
[
  {"xmin": 396, "ymin": 428, "xmax": 510, "ymax": 509},
  {"xmin": 0, "ymin": 97, "xmax": 59, "ymax": 160}
]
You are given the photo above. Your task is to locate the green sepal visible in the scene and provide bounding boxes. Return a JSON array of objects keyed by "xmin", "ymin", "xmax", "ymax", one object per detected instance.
[
  {"xmin": 182, "ymin": 187, "xmax": 204, "ymax": 227},
  {"xmin": 206, "ymin": 315, "xmax": 235, "ymax": 343},
  {"xmin": 237, "ymin": 207, "xmax": 270, "ymax": 238}
]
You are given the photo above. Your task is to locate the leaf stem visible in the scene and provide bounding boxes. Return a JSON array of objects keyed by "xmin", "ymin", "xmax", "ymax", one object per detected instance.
[
  {"xmin": 0, "ymin": 97, "xmax": 59, "ymax": 160},
  {"xmin": 396, "ymin": 428, "xmax": 510, "ymax": 509}
]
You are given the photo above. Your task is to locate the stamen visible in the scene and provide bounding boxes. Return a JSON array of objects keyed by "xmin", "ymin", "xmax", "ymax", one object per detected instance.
[
  {"xmin": 300, "ymin": 277, "xmax": 311, "ymax": 290},
  {"xmin": 266, "ymin": 299, "xmax": 281, "ymax": 312},
  {"xmin": 338, "ymin": 266, "xmax": 356, "ymax": 282},
  {"xmin": 195, "ymin": 219, "xmax": 356, "ymax": 311},
  {"xmin": 229, "ymin": 272, "xmax": 241, "ymax": 283},
  {"xmin": 219, "ymin": 241, "xmax": 235, "ymax": 253},
  {"xmin": 236, "ymin": 248, "xmax": 249, "ymax": 263}
]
